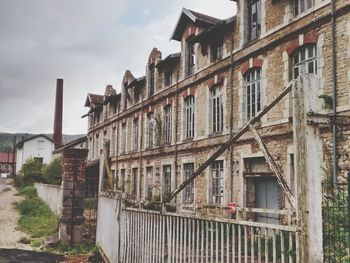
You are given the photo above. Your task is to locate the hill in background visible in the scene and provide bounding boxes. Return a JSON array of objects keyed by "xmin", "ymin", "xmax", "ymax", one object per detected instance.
[{"xmin": 0, "ymin": 133, "xmax": 85, "ymax": 152}]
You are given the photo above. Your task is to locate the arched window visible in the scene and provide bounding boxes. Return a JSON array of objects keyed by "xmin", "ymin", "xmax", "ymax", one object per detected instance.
[
  {"xmin": 184, "ymin": 96, "xmax": 195, "ymax": 139},
  {"xmin": 245, "ymin": 68, "xmax": 262, "ymax": 120},
  {"xmin": 292, "ymin": 45, "xmax": 317, "ymax": 79}
]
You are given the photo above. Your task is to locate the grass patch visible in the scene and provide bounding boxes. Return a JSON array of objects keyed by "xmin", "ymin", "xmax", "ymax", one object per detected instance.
[
  {"xmin": 48, "ymin": 242, "xmax": 98, "ymax": 255},
  {"xmin": 14, "ymin": 188, "xmax": 58, "ymax": 238}
]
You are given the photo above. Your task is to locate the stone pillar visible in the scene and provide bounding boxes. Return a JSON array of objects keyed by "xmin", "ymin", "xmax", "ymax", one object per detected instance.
[{"xmin": 59, "ymin": 149, "xmax": 88, "ymax": 246}]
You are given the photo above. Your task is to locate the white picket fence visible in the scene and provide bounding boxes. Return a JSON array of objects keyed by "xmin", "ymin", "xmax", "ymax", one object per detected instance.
[{"xmin": 96, "ymin": 197, "xmax": 298, "ymax": 263}]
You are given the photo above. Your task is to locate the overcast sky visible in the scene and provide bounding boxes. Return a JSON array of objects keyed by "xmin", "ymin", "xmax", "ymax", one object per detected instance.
[{"xmin": 0, "ymin": 0, "xmax": 236, "ymax": 135}]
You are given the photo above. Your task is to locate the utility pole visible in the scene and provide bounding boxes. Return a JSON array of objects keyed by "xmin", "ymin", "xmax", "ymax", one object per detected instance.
[{"xmin": 12, "ymin": 135, "xmax": 16, "ymax": 177}]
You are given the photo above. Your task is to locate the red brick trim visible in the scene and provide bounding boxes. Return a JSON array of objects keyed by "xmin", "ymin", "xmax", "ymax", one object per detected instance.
[
  {"xmin": 183, "ymin": 26, "xmax": 196, "ymax": 40},
  {"xmin": 286, "ymin": 31, "xmax": 319, "ymax": 55},
  {"xmin": 181, "ymin": 87, "xmax": 196, "ymax": 98},
  {"xmin": 240, "ymin": 58, "xmax": 264, "ymax": 75},
  {"xmin": 161, "ymin": 98, "xmax": 174, "ymax": 107},
  {"xmin": 207, "ymin": 75, "xmax": 224, "ymax": 89}
]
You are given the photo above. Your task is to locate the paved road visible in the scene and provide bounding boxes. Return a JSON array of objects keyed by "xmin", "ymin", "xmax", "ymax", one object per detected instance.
[{"xmin": 0, "ymin": 248, "xmax": 66, "ymax": 263}]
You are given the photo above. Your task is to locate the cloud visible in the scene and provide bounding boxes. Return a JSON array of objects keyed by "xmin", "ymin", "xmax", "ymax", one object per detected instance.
[{"xmin": 0, "ymin": 0, "xmax": 236, "ymax": 135}]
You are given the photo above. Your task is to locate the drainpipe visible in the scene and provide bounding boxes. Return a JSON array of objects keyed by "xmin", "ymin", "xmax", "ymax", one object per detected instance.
[
  {"xmin": 229, "ymin": 25, "xmax": 235, "ymax": 203},
  {"xmin": 174, "ymin": 69, "xmax": 180, "ymax": 209},
  {"xmin": 331, "ymin": 0, "xmax": 337, "ymax": 187}
]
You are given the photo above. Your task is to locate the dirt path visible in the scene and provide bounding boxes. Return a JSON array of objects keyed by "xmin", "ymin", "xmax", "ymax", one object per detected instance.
[{"xmin": 0, "ymin": 181, "xmax": 32, "ymax": 250}]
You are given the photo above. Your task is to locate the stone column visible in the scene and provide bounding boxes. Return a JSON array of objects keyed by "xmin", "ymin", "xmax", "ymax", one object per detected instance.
[{"xmin": 59, "ymin": 149, "xmax": 88, "ymax": 246}]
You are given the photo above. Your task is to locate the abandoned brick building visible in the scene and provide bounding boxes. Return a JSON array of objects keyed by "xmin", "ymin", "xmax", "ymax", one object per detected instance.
[{"xmin": 84, "ymin": 0, "xmax": 350, "ymax": 227}]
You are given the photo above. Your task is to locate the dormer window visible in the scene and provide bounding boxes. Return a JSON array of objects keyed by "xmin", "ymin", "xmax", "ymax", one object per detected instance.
[
  {"xmin": 186, "ymin": 41, "xmax": 196, "ymax": 76},
  {"xmin": 149, "ymin": 64, "xmax": 155, "ymax": 96},
  {"xmin": 248, "ymin": 0, "xmax": 261, "ymax": 41},
  {"xmin": 210, "ymin": 39, "xmax": 223, "ymax": 63},
  {"xmin": 164, "ymin": 71, "xmax": 172, "ymax": 87}
]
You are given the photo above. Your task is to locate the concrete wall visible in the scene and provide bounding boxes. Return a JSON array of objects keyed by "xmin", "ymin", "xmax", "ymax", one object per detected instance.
[
  {"xmin": 34, "ymin": 183, "xmax": 62, "ymax": 216},
  {"xmin": 96, "ymin": 196, "xmax": 120, "ymax": 263}
]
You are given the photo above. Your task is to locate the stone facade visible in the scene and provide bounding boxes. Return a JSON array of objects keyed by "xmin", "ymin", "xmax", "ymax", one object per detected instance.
[{"xmin": 84, "ymin": 2, "xmax": 350, "ymax": 220}]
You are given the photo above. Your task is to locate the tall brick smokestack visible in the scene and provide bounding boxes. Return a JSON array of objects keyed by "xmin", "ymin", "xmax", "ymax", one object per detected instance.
[{"xmin": 53, "ymin": 78, "xmax": 63, "ymax": 149}]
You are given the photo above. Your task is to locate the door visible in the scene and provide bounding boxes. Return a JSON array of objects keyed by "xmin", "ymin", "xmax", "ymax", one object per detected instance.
[{"xmin": 254, "ymin": 177, "xmax": 279, "ymax": 224}]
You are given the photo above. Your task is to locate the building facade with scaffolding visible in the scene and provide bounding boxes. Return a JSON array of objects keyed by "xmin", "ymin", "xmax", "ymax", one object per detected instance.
[{"xmin": 83, "ymin": 1, "xmax": 350, "ymax": 262}]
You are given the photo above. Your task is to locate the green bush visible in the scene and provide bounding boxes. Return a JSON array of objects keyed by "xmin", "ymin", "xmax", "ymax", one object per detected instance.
[
  {"xmin": 42, "ymin": 158, "xmax": 62, "ymax": 185},
  {"xmin": 16, "ymin": 157, "xmax": 63, "ymax": 188},
  {"xmin": 19, "ymin": 186, "xmax": 37, "ymax": 198}
]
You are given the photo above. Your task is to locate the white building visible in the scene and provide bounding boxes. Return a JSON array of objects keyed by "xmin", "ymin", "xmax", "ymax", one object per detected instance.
[{"xmin": 16, "ymin": 134, "xmax": 54, "ymax": 173}]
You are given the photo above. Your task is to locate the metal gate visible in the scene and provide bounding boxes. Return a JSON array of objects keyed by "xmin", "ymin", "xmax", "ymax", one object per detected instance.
[{"xmin": 322, "ymin": 173, "xmax": 350, "ymax": 262}]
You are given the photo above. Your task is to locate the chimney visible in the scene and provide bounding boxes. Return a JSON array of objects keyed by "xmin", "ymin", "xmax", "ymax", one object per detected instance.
[{"xmin": 53, "ymin": 78, "xmax": 63, "ymax": 149}]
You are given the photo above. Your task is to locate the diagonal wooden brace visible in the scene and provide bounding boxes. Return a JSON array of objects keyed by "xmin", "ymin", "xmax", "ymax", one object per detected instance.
[
  {"xmin": 163, "ymin": 81, "xmax": 294, "ymax": 205},
  {"xmin": 249, "ymin": 123, "xmax": 296, "ymax": 208}
]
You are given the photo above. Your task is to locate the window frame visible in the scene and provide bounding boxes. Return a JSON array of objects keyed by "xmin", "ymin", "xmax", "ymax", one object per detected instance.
[
  {"xmin": 210, "ymin": 39, "xmax": 223, "ymax": 63},
  {"xmin": 183, "ymin": 163, "xmax": 194, "ymax": 204},
  {"xmin": 149, "ymin": 64, "xmax": 155, "ymax": 97},
  {"xmin": 210, "ymin": 86, "xmax": 224, "ymax": 133},
  {"xmin": 210, "ymin": 160, "xmax": 224, "ymax": 205},
  {"xmin": 163, "ymin": 105, "xmax": 172, "ymax": 144},
  {"xmin": 162, "ymin": 165, "xmax": 172, "ymax": 201},
  {"xmin": 187, "ymin": 41, "xmax": 196, "ymax": 76},
  {"xmin": 292, "ymin": 45, "xmax": 317, "ymax": 80},
  {"xmin": 244, "ymin": 67, "xmax": 262, "ymax": 120},
  {"xmin": 121, "ymin": 123, "xmax": 127, "ymax": 154},
  {"xmin": 294, "ymin": 0, "xmax": 315, "ymax": 17},
  {"xmin": 248, "ymin": 0, "xmax": 261, "ymax": 42},
  {"xmin": 147, "ymin": 113, "xmax": 154, "ymax": 148},
  {"xmin": 183, "ymin": 96, "xmax": 195, "ymax": 140},
  {"xmin": 133, "ymin": 118, "xmax": 139, "ymax": 151}
]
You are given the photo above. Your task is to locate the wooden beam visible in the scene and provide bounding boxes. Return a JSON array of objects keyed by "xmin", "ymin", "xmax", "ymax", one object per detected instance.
[
  {"xmin": 249, "ymin": 123, "xmax": 296, "ymax": 208},
  {"xmin": 163, "ymin": 81, "xmax": 293, "ymax": 204}
]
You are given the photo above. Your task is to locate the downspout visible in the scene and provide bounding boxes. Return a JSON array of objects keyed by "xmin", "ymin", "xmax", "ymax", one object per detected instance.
[
  {"xmin": 174, "ymin": 70, "xmax": 180, "ymax": 209},
  {"xmin": 229, "ymin": 26, "xmax": 235, "ymax": 203},
  {"xmin": 331, "ymin": 0, "xmax": 337, "ymax": 187},
  {"xmin": 139, "ymin": 97, "xmax": 144, "ymax": 205}
]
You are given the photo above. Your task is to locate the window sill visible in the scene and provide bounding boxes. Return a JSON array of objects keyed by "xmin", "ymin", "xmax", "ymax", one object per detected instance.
[{"xmin": 182, "ymin": 138, "xmax": 194, "ymax": 143}]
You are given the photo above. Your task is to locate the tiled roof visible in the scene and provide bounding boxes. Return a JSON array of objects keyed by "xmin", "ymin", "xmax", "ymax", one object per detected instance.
[
  {"xmin": 187, "ymin": 9, "xmax": 221, "ymax": 25},
  {"xmin": 88, "ymin": 93, "xmax": 104, "ymax": 104},
  {"xmin": 0, "ymin": 152, "xmax": 15, "ymax": 163}
]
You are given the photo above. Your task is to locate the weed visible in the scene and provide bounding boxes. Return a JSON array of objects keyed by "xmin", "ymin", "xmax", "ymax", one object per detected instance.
[
  {"xmin": 19, "ymin": 236, "xmax": 31, "ymax": 244},
  {"xmin": 48, "ymin": 242, "xmax": 97, "ymax": 255}
]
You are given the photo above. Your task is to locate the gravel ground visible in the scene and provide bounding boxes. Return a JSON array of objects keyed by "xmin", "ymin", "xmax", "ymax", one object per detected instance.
[{"xmin": 0, "ymin": 181, "xmax": 32, "ymax": 250}]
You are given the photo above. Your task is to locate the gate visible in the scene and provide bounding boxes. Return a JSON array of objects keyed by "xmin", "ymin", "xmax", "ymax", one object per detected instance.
[
  {"xmin": 118, "ymin": 207, "xmax": 298, "ymax": 263},
  {"xmin": 322, "ymin": 173, "xmax": 350, "ymax": 262}
]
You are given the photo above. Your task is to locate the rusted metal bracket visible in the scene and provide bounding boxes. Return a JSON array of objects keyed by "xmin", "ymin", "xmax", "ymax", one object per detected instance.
[
  {"xmin": 249, "ymin": 123, "xmax": 296, "ymax": 208},
  {"xmin": 163, "ymin": 81, "xmax": 294, "ymax": 204}
]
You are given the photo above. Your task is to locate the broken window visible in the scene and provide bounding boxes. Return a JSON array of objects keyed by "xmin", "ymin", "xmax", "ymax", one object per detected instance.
[
  {"xmin": 164, "ymin": 71, "xmax": 172, "ymax": 87},
  {"xmin": 210, "ymin": 39, "xmax": 223, "ymax": 62},
  {"xmin": 183, "ymin": 163, "xmax": 194, "ymax": 203},
  {"xmin": 292, "ymin": 45, "xmax": 317, "ymax": 79},
  {"xmin": 210, "ymin": 160, "xmax": 224, "ymax": 205},
  {"xmin": 245, "ymin": 68, "xmax": 262, "ymax": 120},
  {"xmin": 163, "ymin": 165, "xmax": 172, "ymax": 200},
  {"xmin": 187, "ymin": 41, "xmax": 196, "ymax": 76},
  {"xmin": 248, "ymin": 0, "xmax": 261, "ymax": 41},
  {"xmin": 133, "ymin": 118, "xmax": 139, "ymax": 151},
  {"xmin": 210, "ymin": 86, "xmax": 224, "ymax": 133},
  {"xmin": 184, "ymin": 96, "xmax": 195, "ymax": 140},
  {"xmin": 294, "ymin": 0, "xmax": 315, "ymax": 16},
  {"xmin": 147, "ymin": 113, "xmax": 154, "ymax": 147},
  {"xmin": 163, "ymin": 105, "xmax": 172, "ymax": 144}
]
